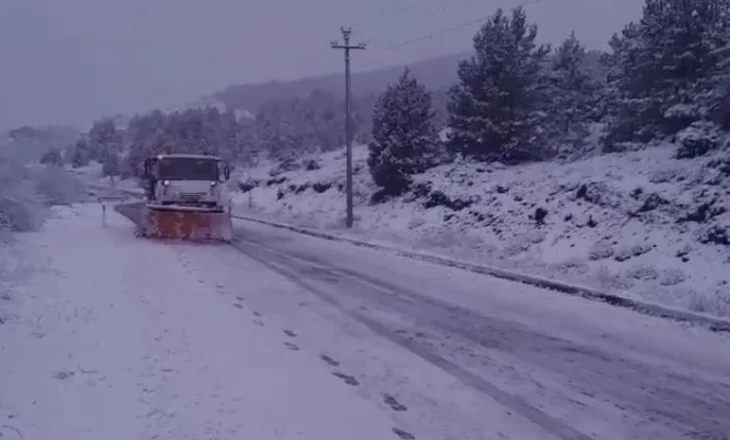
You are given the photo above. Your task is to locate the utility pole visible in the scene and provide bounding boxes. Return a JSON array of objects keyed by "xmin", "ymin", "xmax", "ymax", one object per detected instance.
[{"xmin": 331, "ymin": 27, "xmax": 365, "ymax": 228}]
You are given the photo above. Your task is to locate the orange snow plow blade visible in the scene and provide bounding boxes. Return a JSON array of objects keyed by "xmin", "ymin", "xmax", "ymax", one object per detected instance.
[{"xmin": 114, "ymin": 202, "xmax": 233, "ymax": 242}]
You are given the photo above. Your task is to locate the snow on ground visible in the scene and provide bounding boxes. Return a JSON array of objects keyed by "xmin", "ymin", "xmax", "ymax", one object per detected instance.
[
  {"xmin": 233, "ymin": 144, "xmax": 730, "ymax": 318},
  {"xmin": 0, "ymin": 203, "xmax": 406, "ymax": 440}
]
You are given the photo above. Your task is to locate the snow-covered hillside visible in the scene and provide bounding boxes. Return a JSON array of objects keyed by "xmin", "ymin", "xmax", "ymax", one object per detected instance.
[{"xmin": 233, "ymin": 144, "xmax": 730, "ymax": 318}]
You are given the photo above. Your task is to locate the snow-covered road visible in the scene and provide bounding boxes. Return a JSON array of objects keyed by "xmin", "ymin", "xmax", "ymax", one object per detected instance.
[
  {"xmin": 222, "ymin": 221, "xmax": 730, "ymax": 440},
  {"xmin": 2, "ymin": 203, "xmax": 730, "ymax": 440},
  {"xmin": 0, "ymin": 205, "xmax": 409, "ymax": 440}
]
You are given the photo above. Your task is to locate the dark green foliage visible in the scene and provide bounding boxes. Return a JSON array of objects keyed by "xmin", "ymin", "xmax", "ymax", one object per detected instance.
[{"xmin": 368, "ymin": 69, "xmax": 439, "ymax": 196}]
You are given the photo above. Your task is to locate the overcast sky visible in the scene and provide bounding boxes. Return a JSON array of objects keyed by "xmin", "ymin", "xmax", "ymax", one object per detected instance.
[{"xmin": 0, "ymin": 0, "xmax": 642, "ymax": 131}]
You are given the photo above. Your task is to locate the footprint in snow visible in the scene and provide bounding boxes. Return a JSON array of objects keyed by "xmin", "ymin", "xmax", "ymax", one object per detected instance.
[
  {"xmin": 392, "ymin": 428, "xmax": 415, "ymax": 439},
  {"xmin": 332, "ymin": 372, "xmax": 359, "ymax": 386},
  {"xmin": 320, "ymin": 354, "xmax": 340, "ymax": 367},
  {"xmin": 383, "ymin": 394, "xmax": 407, "ymax": 411},
  {"xmin": 253, "ymin": 320, "xmax": 265, "ymax": 327},
  {"xmin": 233, "ymin": 303, "xmax": 243, "ymax": 309},
  {"xmin": 236, "ymin": 296, "xmax": 244, "ymax": 301},
  {"xmin": 283, "ymin": 329, "xmax": 296, "ymax": 337},
  {"xmin": 52, "ymin": 370, "xmax": 76, "ymax": 380},
  {"xmin": 252, "ymin": 311, "xmax": 262, "ymax": 317},
  {"xmin": 284, "ymin": 342, "xmax": 300, "ymax": 351}
]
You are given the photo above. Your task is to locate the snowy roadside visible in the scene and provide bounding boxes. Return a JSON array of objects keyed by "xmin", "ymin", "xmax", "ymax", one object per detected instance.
[
  {"xmin": 233, "ymin": 143, "xmax": 730, "ymax": 318},
  {"xmin": 0, "ymin": 203, "xmax": 407, "ymax": 440}
]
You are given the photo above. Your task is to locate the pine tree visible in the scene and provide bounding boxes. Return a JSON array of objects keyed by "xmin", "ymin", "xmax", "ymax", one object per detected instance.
[
  {"xmin": 367, "ymin": 68, "xmax": 439, "ymax": 196},
  {"xmin": 695, "ymin": 4, "xmax": 730, "ymax": 130},
  {"xmin": 67, "ymin": 137, "xmax": 92, "ymax": 168},
  {"xmin": 603, "ymin": 0, "xmax": 730, "ymax": 148},
  {"xmin": 447, "ymin": 7, "xmax": 550, "ymax": 164},
  {"xmin": 89, "ymin": 118, "xmax": 122, "ymax": 162},
  {"xmin": 544, "ymin": 32, "xmax": 600, "ymax": 157},
  {"xmin": 102, "ymin": 150, "xmax": 121, "ymax": 177}
]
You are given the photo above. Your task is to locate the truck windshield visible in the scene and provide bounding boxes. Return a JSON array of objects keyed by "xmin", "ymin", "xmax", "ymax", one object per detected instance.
[{"xmin": 157, "ymin": 157, "xmax": 219, "ymax": 181}]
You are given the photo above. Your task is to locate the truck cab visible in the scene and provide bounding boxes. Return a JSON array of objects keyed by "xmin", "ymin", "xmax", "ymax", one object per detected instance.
[{"xmin": 143, "ymin": 154, "xmax": 231, "ymax": 211}]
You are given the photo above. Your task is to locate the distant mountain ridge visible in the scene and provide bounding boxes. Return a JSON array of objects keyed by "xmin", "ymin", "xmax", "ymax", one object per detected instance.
[
  {"xmin": 213, "ymin": 48, "xmax": 603, "ymax": 117},
  {"xmin": 214, "ymin": 52, "xmax": 469, "ymax": 114}
]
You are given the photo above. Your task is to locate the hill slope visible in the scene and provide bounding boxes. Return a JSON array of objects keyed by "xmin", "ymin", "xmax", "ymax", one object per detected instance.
[{"xmin": 231, "ymin": 142, "xmax": 730, "ymax": 318}]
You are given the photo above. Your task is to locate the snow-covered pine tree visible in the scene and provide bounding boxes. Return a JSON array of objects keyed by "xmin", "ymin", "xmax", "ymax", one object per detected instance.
[
  {"xmin": 693, "ymin": 3, "xmax": 730, "ymax": 131},
  {"xmin": 255, "ymin": 102, "xmax": 304, "ymax": 161},
  {"xmin": 544, "ymin": 32, "xmax": 600, "ymax": 158},
  {"xmin": 67, "ymin": 137, "xmax": 92, "ymax": 168},
  {"xmin": 603, "ymin": 0, "xmax": 730, "ymax": 149},
  {"xmin": 447, "ymin": 7, "xmax": 550, "ymax": 164},
  {"xmin": 125, "ymin": 109, "xmax": 167, "ymax": 177},
  {"xmin": 102, "ymin": 150, "xmax": 121, "ymax": 177},
  {"xmin": 89, "ymin": 118, "xmax": 122, "ymax": 163},
  {"xmin": 367, "ymin": 68, "xmax": 439, "ymax": 196}
]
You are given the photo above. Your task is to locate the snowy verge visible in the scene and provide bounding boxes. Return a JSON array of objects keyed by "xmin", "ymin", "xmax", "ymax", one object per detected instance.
[
  {"xmin": 233, "ymin": 142, "xmax": 730, "ymax": 319},
  {"xmin": 233, "ymin": 210, "xmax": 730, "ymax": 333}
]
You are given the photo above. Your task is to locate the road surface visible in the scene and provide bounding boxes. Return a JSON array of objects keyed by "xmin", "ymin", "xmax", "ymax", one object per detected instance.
[
  {"xmin": 218, "ymin": 218, "xmax": 730, "ymax": 440},
  {"xmin": 2, "ymin": 203, "xmax": 730, "ymax": 440}
]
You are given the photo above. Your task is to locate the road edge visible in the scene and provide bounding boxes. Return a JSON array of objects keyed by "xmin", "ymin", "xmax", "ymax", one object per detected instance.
[{"xmin": 233, "ymin": 213, "xmax": 730, "ymax": 333}]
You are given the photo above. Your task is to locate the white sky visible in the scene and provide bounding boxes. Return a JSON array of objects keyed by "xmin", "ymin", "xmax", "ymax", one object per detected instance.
[{"xmin": 0, "ymin": 0, "xmax": 642, "ymax": 131}]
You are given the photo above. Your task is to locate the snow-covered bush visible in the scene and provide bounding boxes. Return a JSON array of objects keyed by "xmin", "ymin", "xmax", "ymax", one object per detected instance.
[
  {"xmin": 0, "ymin": 180, "xmax": 45, "ymax": 234},
  {"xmin": 675, "ymin": 121, "xmax": 721, "ymax": 159},
  {"xmin": 34, "ymin": 165, "xmax": 86, "ymax": 206},
  {"xmin": 0, "ymin": 146, "xmax": 85, "ymax": 233},
  {"xmin": 40, "ymin": 148, "xmax": 63, "ymax": 165},
  {"xmin": 0, "ymin": 154, "xmax": 46, "ymax": 233}
]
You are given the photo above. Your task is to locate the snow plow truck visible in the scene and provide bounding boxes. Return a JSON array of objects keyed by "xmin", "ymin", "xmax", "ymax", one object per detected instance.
[{"xmin": 116, "ymin": 154, "xmax": 233, "ymax": 242}]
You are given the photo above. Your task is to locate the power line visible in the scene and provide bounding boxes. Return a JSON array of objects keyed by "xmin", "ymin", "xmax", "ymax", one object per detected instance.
[
  {"xmin": 380, "ymin": 0, "xmax": 545, "ymax": 50},
  {"xmin": 348, "ymin": 0, "xmax": 446, "ymax": 42},
  {"xmin": 366, "ymin": 0, "xmax": 511, "ymax": 46}
]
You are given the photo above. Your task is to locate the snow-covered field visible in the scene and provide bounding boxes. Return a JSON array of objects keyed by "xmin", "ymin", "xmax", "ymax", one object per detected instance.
[
  {"xmin": 233, "ymin": 143, "xmax": 730, "ymax": 318},
  {"xmin": 0, "ymin": 204, "xmax": 407, "ymax": 440}
]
